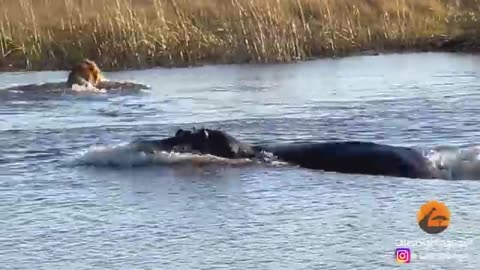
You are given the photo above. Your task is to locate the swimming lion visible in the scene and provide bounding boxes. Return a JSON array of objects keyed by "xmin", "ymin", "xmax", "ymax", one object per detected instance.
[
  {"xmin": 1, "ymin": 58, "xmax": 150, "ymax": 93},
  {"xmin": 66, "ymin": 59, "xmax": 104, "ymax": 88}
]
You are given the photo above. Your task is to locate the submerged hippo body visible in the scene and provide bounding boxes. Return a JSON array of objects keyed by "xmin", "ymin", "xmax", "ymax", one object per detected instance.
[
  {"xmin": 133, "ymin": 127, "xmax": 434, "ymax": 179},
  {"xmin": 260, "ymin": 141, "xmax": 434, "ymax": 179}
]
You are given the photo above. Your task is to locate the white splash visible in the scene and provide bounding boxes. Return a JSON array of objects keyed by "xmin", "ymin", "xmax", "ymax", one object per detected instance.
[
  {"xmin": 74, "ymin": 142, "xmax": 255, "ymax": 168},
  {"xmin": 71, "ymin": 83, "xmax": 107, "ymax": 94},
  {"xmin": 426, "ymin": 145, "xmax": 480, "ymax": 180}
]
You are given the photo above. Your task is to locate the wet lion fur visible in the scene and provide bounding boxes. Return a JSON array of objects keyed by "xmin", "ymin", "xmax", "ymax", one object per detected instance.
[{"xmin": 66, "ymin": 59, "xmax": 103, "ymax": 87}]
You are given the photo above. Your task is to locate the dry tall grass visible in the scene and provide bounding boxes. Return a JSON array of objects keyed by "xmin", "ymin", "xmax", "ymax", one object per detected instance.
[{"xmin": 1, "ymin": 0, "xmax": 480, "ymax": 71}]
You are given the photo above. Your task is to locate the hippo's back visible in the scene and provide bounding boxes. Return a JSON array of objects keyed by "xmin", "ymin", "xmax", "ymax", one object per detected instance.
[{"xmin": 264, "ymin": 141, "xmax": 434, "ymax": 179}]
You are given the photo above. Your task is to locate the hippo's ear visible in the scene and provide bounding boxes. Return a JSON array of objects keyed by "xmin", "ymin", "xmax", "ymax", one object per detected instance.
[
  {"xmin": 202, "ymin": 129, "xmax": 209, "ymax": 139},
  {"xmin": 175, "ymin": 129, "xmax": 184, "ymax": 137},
  {"xmin": 175, "ymin": 129, "xmax": 192, "ymax": 137}
]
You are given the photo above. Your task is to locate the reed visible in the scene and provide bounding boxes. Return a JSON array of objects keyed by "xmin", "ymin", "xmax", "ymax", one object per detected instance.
[{"xmin": 1, "ymin": 0, "xmax": 480, "ymax": 71}]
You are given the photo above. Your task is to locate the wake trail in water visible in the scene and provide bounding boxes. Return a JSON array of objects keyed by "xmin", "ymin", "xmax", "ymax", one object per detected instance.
[
  {"xmin": 73, "ymin": 141, "xmax": 480, "ymax": 181},
  {"xmin": 0, "ymin": 80, "xmax": 150, "ymax": 99},
  {"xmin": 73, "ymin": 142, "xmax": 276, "ymax": 168}
]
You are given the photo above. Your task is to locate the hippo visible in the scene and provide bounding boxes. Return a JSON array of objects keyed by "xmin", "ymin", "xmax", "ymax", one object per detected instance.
[
  {"xmin": 259, "ymin": 141, "xmax": 434, "ymax": 179},
  {"xmin": 132, "ymin": 127, "xmax": 256, "ymax": 159},
  {"xmin": 132, "ymin": 127, "xmax": 435, "ymax": 179}
]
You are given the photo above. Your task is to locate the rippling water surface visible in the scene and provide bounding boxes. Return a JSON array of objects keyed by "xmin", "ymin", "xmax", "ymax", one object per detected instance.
[{"xmin": 1, "ymin": 53, "xmax": 480, "ymax": 269}]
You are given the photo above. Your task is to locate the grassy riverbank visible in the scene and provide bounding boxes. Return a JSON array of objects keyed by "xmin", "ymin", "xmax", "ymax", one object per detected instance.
[{"xmin": 1, "ymin": 0, "xmax": 480, "ymax": 71}]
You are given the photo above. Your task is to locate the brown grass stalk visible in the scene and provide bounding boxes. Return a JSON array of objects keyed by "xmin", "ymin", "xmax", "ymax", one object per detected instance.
[{"xmin": 0, "ymin": 0, "xmax": 480, "ymax": 71}]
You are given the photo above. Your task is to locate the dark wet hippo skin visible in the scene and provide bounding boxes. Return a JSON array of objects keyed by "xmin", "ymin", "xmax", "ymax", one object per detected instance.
[
  {"xmin": 133, "ymin": 128, "xmax": 434, "ymax": 179},
  {"xmin": 132, "ymin": 128, "xmax": 256, "ymax": 159},
  {"xmin": 191, "ymin": 128, "xmax": 256, "ymax": 158},
  {"xmin": 259, "ymin": 141, "xmax": 434, "ymax": 179},
  {"xmin": 132, "ymin": 129, "xmax": 197, "ymax": 154}
]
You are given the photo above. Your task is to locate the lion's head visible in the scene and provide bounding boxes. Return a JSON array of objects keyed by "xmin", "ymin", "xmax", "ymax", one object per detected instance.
[{"xmin": 67, "ymin": 59, "xmax": 103, "ymax": 87}]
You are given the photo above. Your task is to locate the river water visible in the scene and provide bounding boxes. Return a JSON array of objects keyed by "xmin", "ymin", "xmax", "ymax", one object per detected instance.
[{"xmin": 1, "ymin": 53, "xmax": 479, "ymax": 269}]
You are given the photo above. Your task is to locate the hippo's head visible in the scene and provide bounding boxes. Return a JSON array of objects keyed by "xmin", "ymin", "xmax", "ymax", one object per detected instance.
[{"xmin": 170, "ymin": 127, "xmax": 256, "ymax": 159}]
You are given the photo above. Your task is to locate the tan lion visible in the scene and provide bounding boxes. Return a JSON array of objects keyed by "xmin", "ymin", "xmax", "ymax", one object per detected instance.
[{"xmin": 66, "ymin": 59, "xmax": 104, "ymax": 87}]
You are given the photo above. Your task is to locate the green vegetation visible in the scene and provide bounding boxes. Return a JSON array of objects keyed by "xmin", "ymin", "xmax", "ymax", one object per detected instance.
[{"xmin": 1, "ymin": 0, "xmax": 480, "ymax": 71}]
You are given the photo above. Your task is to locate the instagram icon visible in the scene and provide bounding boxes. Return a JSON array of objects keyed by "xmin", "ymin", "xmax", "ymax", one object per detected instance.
[{"xmin": 395, "ymin": 248, "xmax": 411, "ymax": 264}]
